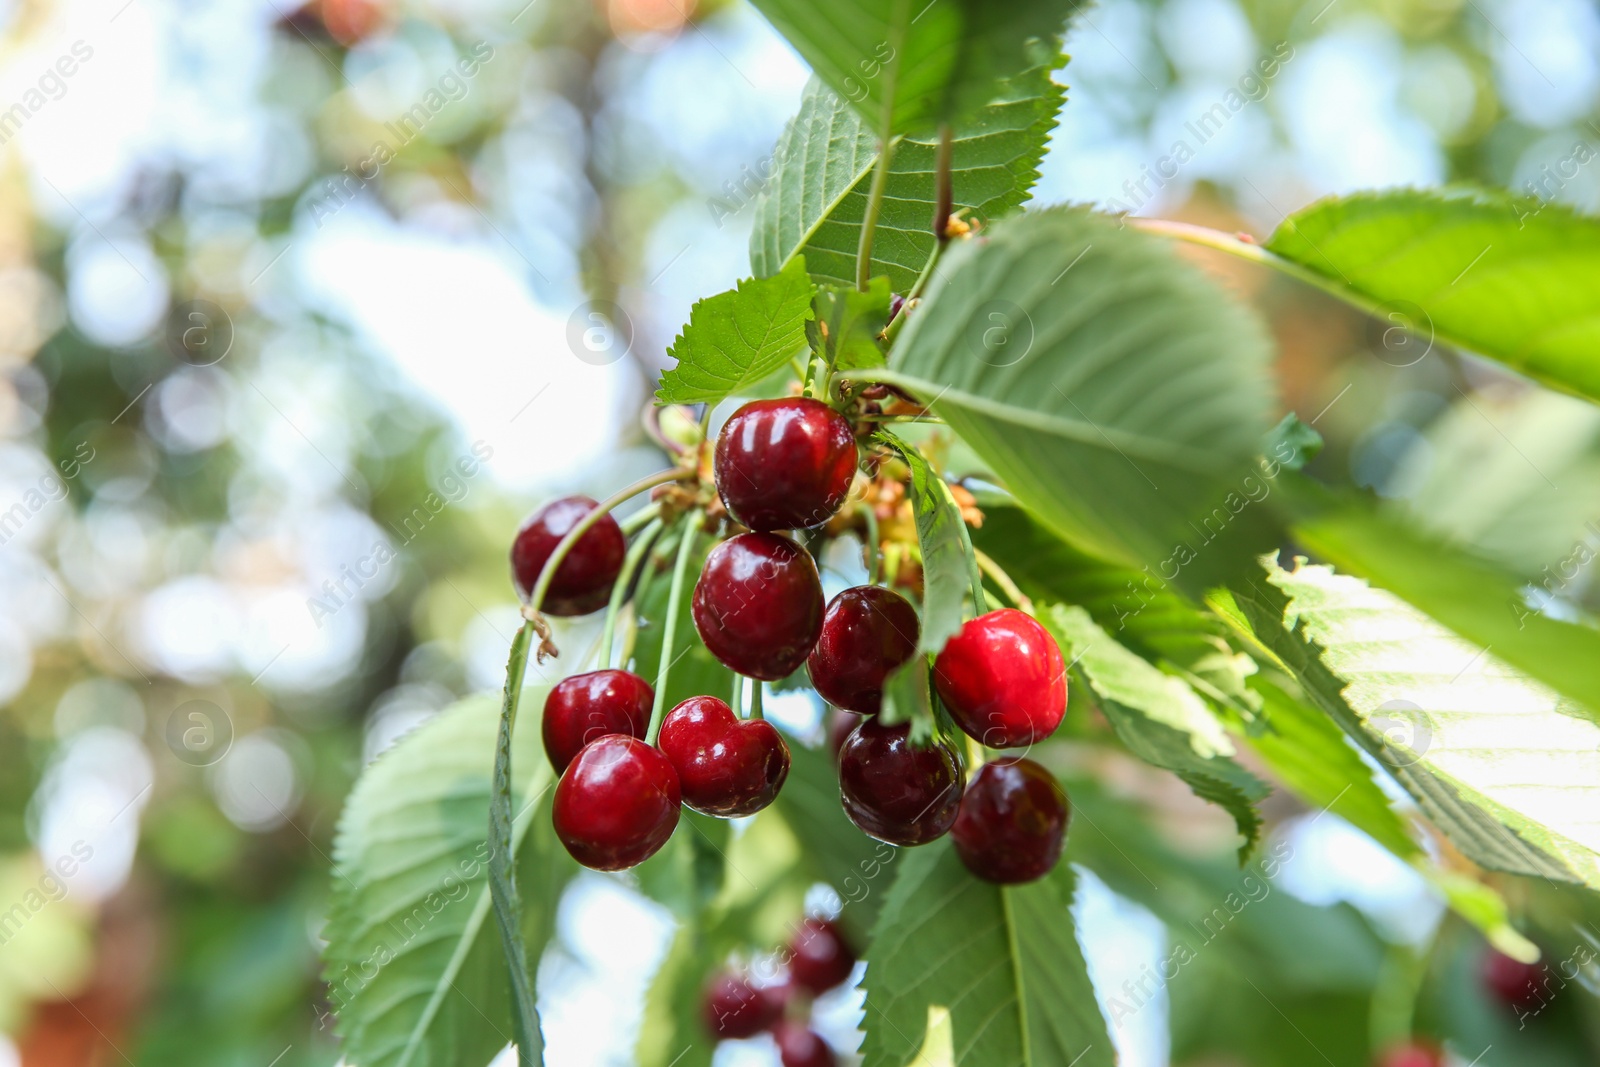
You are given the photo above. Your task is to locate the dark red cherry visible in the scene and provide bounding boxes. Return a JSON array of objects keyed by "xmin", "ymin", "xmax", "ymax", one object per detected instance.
[
  {"xmin": 1374, "ymin": 1041, "xmax": 1445, "ymax": 1067},
  {"xmin": 827, "ymin": 708, "xmax": 864, "ymax": 761},
  {"xmin": 952, "ymin": 758, "xmax": 1068, "ymax": 884},
  {"xmin": 714, "ymin": 397, "xmax": 857, "ymax": 531},
  {"xmin": 658, "ymin": 696, "xmax": 790, "ymax": 817},
  {"xmin": 691, "ymin": 532, "xmax": 824, "ymax": 680},
  {"xmin": 837, "ymin": 719, "xmax": 963, "ymax": 846},
  {"xmin": 773, "ymin": 1022, "xmax": 837, "ymax": 1067},
  {"xmin": 552, "ymin": 735, "xmax": 680, "ymax": 871},
  {"xmin": 934, "ymin": 609, "xmax": 1066, "ymax": 748},
  {"xmin": 542, "ymin": 670, "xmax": 653, "ymax": 773},
  {"xmin": 807, "ymin": 586, "xmax": 919, "ymax": 714},
  {"xmin": 789, "ymin": 918, "xmax": 855, "ymax": 994},
  {"xmin": 510, "ymin": 495, "xmax": 625, "ymax": 615},
  {"xmin": 702, "ymin": 971, "xmax": 782, "ymax": 1039},
  {"xmin": 1482, "ymin": 949, "xmax": 1546, "ymax": 1011}
]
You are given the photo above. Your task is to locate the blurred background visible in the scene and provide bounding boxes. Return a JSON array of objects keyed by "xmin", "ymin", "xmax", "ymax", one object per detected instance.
[{"xmin": 0, "ymin": 0, "xmax": 1596, "ymax": 1064}]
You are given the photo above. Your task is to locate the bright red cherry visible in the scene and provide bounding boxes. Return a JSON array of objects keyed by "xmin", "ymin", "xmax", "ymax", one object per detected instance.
[
  {"xmin": 702, "ymin": 971, "xmax": 782, "ymax": 1039},
  {"xmin": 552, "ymin": 735, "xmax": 680, "ymax": 871},
  {"xmin": 952, "ymin": 758, "xmax": 1069, "ymax": 884},
  {"xmin": 788, "ymin": 918, "xmax": 855, "ymax": 994},
  {"xmin": 714, "ymin": 397, "xmax": 857, "ymax": 531},
  {"xmin": 1374, "ymin": 1040, "xmax": 1445, "ymax": 1067},
  {"xmin": 838, "ymin": 719, "xmax": 963, "ymax": 846},
  {"xmin": 773, "ymin": 1021, "xmax": 837, "ymax": 1067},
  {"xmin": 1482, "ymin": 949, "xmax": 1547, "ymax": 1011},
  {"xmin": 658, "ymin": 696, "xmax": 790, "ymax": 817},
  {"xmin": 807, "ymin": 586, "xmax": 919, "ymax": 714},
  {"xmin": 511, "ymin": 495, "xmax": 625, "ymax": 615},
  {"xmin": 542, "ymin": 670, "xmax": 653, "ymax": 773},
  {"xmin": 934, "ymin": 609, "xmax": 1066, "ymax": 748},
  {"xmin": 692, "ymin": 532, "xmax": 824, "ymax": 680}
]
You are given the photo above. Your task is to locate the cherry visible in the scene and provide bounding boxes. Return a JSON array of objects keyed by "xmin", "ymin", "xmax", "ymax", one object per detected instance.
[
  {"xmin": 658, "ymin": 696, "xmax": 790, "ymax": 817},
  {"xmin": 838, "ymin": 719, "xmax": 964, "ymax": 846},
  {"xmin": 952, "ymin": 758, "xmax": 1069, "ymax": 884},
  {"xmin": 827, "ymin": 708, "xmax": 864, "ymax": 761},
  {"xmin": 1374, "ymin": 1040, "xmax": 1445, "ymax": 1067},
  {"xmin": 934, "ymin": 609, "xmax": 1066, "ymax": 748},
  {"xmin": 788, "ymin": 918, "xmax": 855, "ymax": 994},
  {"xmin": 542, "ymin": 670, "xmax": 653, "ymax": 773},
  {"xmin": 692, "ymin": 532, "xmax": 824, "ymax": 680},
  {"xmin": 551, "ymin": 735, "xmax": 680, "ymax": 871},
  {"xmin": 714, "ymin": 397, "xmax": 857, "ymax": 531},
  {"xmin": 807, "ymin": 586, "xmax": 919, "ymax": 714},
  {"xmin": 1482, "ymin": 948, "xmax": 1546, "ymax": 1011},
  {"xmin": 702, "ymin": 970, "xmax": 782, "ymax": 1039},
  {"xmin": 773, "ymin": 1021, "xmax": 837, "ymax": 1067},
  {"xmin": 510, "ymin": 495, "xmax": 625, "ymax": 616}
]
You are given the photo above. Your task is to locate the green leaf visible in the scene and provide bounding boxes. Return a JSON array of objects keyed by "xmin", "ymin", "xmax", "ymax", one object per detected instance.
[
  {"xmin": 750, "ymin": 55, "xmax": 1064, "ymax": 292},
  {"xmin": 878, "ymin": 207, "xmax": 1278, "ymax": 594},
  {"xmin": 1263, "ymin": 188, "xmax": 1600, "ymax": 405},
  {"xmin": 324, "ymin": 694, "xmax": 576, "ymax": 1067},
  {"xmin": 655, "ymin": 257, "xmax": 815, "ymax": 406},
  {"xmin": 815, "ymin": 278, "xmax": 893, "ymax": 370},
  {"xmin": 747, "ymin": 0, "xmax": 1076, "ymax": 138},
  {"xmin": 1043, "ymin": 604, "xmax": 1269, "ymax": 855},
  {"xmin": 1262, "ymin": 413, "xmax": 1322, "ymax": 471},
  {"xmin": 860, "ymin": 842, "xmax": 1113, "ymax": 1067},
  {"xmin": 1222, "ymin": 556, "xmax": 1600, "ymax": 891},
  {"xmin": 874, "ymin": 430, "xmax": 974, "ymax": 656}
]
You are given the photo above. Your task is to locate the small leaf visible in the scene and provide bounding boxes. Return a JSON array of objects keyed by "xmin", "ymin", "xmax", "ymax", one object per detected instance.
[
  {"xmin": 1043, "ymin": 604, "xmax": 1269, "ymax": 855},
  {"xmin": 655, "ymin": 257, "xmax": 816, "ymax": 406},
  {"xmin": 1263, "ymin": 413, "xmax": 1322, "ymax": 471},
  {"xmin": 816, "ymin": 278, "xmax": 892, "ymax": 371},
  {"xmin": 873, "ymin": 430, "xmax": 973, "ymax": 656}
]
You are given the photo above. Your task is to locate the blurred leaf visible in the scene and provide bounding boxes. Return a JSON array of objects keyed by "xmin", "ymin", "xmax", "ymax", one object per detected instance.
[
  {"xmin": 769, "ymin": 736, "xmax": 891, "ymax": 927},
  {"xmin": 632, "ymin": 531, "xmax": 738, "ymax": 712},
  {"xmin": 655, "ymin": 257, "xmax": 815, "ymax": 406},
  {"xmin": 815, "ymin": 279, "xmax": 893, "ymax": 370},
  {"xmin": 1220, "ymin": 557, "xmax": 1600, "ymax": 890},
  {"xmin": 750, "ymin": 53, "xmax": 1064, "ymax": 292},
  {"xmin": 860, "ymin": 842, "xmax": 1113, "ymax": 1067},
  {"xmin": 1264, "ymin": 188, "xmax": 1600, "ymax": 405},
  {"xmin": 1263, "ymin": 412, "xmax": 1322, "ymax": 470},
  {"xmin": 637, "ymin": 810, "xmax": 732, "ymax": 921},
  {"xmin": 1044, "ymin": 604, "xmax": 1268, "ymax": 855},
  {"xmin": 879, "ymin": 207, "xmax": 1278, "ymax": 594},
  {"xmin": 636, "ymin": 924, "xmax": 715, "ymax": 1067},
  {"xmin": 324, "ymin": 695, "xmax": 577, "ymax": 1067},
  {"xmin": 874, "ymin": 430, "xmax": 971, "ymax": 656}
]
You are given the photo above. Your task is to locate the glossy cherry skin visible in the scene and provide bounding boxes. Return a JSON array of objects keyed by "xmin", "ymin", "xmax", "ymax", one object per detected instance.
[
  {"xmin": 510, "ymin": 495, "xmax": 626, "ymax": 615},
  {"xmin": 714, "ymin": 397, "xmax": 857, "ymax": 531},
  {"xmin": 788, "ymin": 918, "xmax": 855, "ymax": 994},
  {"xmin": 952, "ymin": 758, "xmax": 1069, "ymax": 884},
  {"xmin": 934, "ymin": 609, "xmax": 1066, "ymax": 748},
  {"xmin": 552, "ymin": 735, "xmax": 680, "ymax": 871},
  {"xmin": 658, "ymin": 696, "xmax": 790, "ymax": 817},
  {"xmin": 773, "ymin": 1022, "xmax": 837, "ymax": 1067},
  {"xmin": 542, "ymin": 670, "xmax": 653, "ymax": 774},
  {"xmin": 838, "ymin": 719, "xmax": 964, "ymax": 846},
  {"xmin": 1482, "ymin": 949, "xmax": 1546, "ymax": 1011},
  {"xmin": 702, "ymin": 971, "xmax": 782, "ymax": 1039},
  {"xmin": 807, "ymin": 586, "xmax": 919, "ymax": 714},
  {"xmin": 692, "ymin": 532, "xmax": 824, "ymax": 680},
  {"xmin": 1374, "ymin": 1041, "xmax": 1445, "ymax": 1067}
]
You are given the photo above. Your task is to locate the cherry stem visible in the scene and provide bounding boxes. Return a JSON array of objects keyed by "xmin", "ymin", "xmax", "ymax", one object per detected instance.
[
  {"xmin": 856, "ymin": 127, "xmax": 898, "ymax": 291},
  {"xmin": 973, "ymin": 549, "xmax": 1030, "ymax": 611},
  {"xmin": 731, "ymin": 672, "xmax": 744, "ymax": 714},
  {"xmin": 599, "ymin": 515, "xmax": 665, "ymax": 668},
  {"xmin": 749, "ymin": 678, "xmax": 764, "ymax": 721},
  {"xmin": 859, "ymin": 505, "xmax": 882, "ymax": 585},
  {"xmin": 646, "ymin": 509, "xmax": 707, "ymax": 744},
  {"xmin": 932, "ymin": 123, "xmax": 953, "ymax": 245},
  {"xmin": 525, "ymin": 469, "xmax": 681, "ymax": 620},
  {"xmin": 619, "ymin": 502, "xmax": 662, "ymax": 536}
]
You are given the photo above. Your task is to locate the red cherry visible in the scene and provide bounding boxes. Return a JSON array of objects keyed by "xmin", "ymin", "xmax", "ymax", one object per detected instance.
[
  {"xmin": 702, "ymin": 970, "xmax": 781, "ymax": 1039},
  {"xmin": 934, "ymin": 609, "xmax": 1066, "ymax": 748},
  {"xmin": 952, "ymin": 758, "xmax": 1069, "ymax": 884},
  {"xmin": 1482, "ymin": 948, "xmax": 1546, "ymax": 1011},
  {"xmin": 510, "ymin": 495, "xmax": 626, "ymax": 616},
  {"xmin": 773, "ymin": 1021, "xmax": 837, "ymax": 1067},
  {"xmin": 827, "ymin": 708, "xmax": 864, "ymax": 761},
  {"xmin": 838, "ymin": 719, "xmax": 963, "ymax": 846},
  {"xmin": 807, "ymin": 586, "xmax": 919, "ymax": 714},
  {"xmin": 691, "ymin": 532, "xmax": 824, "ymax": 680},
  {"xmin": 542, "ymin": 670, "xmax": 653, "ymax": 773},
  {"xmin": 658, "ymin": 696, "xmax": 791, "ymax": 817},
  {"xmin": 552, "ymin": 735, "xmax": 680, "ymax": 871},
  {"xmin": 788, "ymin": 918, "xmax": 855, "ymax": 994},
  {"xmin": 714, "ymin": 397, "xmax": 857, "ymax": 531},
  {"xmin": 1374, "ymin": 1040, "xmax": 1445, "ymax": 1067}
]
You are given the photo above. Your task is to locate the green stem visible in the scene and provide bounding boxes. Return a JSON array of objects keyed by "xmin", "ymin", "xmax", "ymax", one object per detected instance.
[
  {"xmin": 646, "ymin": 510, "xmax": 707, "ymax": 743},
  {"xmin": 619, "ymin": 502, "xmax": 662, "ymax": 536},
  {"xmin": 526, "ymin": 470, "xmax": 680, "ymax": 615},
  {"xmin": 731, "ymin": 672, "xmax": 744, "ymax": 714},
  {"xmin": 932, "ymin": 123, "xmax": 953, "ymax": 244},
  {"xmin": 599, "ymin": 517, "xmax": 665, "ymax": 667},
  {"xmin": 749, "ymin": 678, "xmax": 764, "ymax": 721},
  {"xmin": 973, "ymin": 548, "xmax": 1030, "ymax": 611},
  {"xmin": 860, "ymin": 504, "xmax": 882, "ymax": 585},
  {"xmin": 856, "ymin": 132, "xmax": 898, "ymax": 291}
]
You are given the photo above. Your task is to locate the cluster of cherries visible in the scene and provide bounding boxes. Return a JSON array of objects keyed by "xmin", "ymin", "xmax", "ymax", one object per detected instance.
[
  {"xmin": 702, "ymin": 918, "xmax": 856, "ymax": 1066},
  {"xmin": 512, "ymin": 395, "xmax": 1073, "ymax": 882}
]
